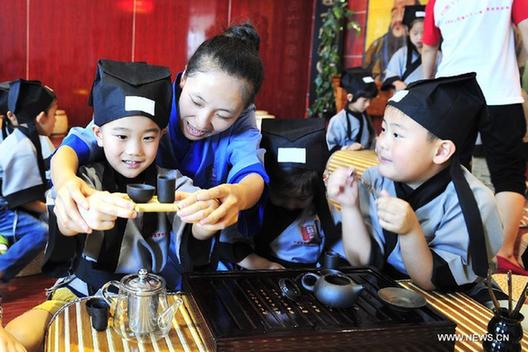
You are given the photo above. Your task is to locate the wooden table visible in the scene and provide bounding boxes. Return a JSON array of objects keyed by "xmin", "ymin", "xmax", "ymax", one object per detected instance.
[
  {"xmin": 45, "ymin": 295, "xmax": 208, "ymax": 352},
  {"xmin": 46, "ymin": 284, "xmax": 528, "ymax": 352}
]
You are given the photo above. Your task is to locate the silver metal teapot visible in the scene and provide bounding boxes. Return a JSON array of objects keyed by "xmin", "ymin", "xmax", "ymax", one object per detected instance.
[{"xmin": 101, "ymin": 269, "xmax": 182, "ymax": 341}]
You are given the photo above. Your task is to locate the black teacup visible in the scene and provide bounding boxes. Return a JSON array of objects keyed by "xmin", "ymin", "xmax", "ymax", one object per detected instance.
[
  {"xmin": 157, "ymin": 175, "xmax": 176, "ymax": 203},
  {"xmin": 86, "ymin": 297, "xmax": 110, "ymax": 331},
  {"xmin": 127, "ymin": 184, "xmax": 155, "ymax": 203}
]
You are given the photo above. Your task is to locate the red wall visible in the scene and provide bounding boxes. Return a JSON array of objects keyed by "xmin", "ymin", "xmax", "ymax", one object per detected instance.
[
  {"xmin": 0, "ymin": 0, "xmax": 315, "ymax": 127},
  {"xmin": 344, "ymin": 0, "xmax": 369, "ymax": 69}
]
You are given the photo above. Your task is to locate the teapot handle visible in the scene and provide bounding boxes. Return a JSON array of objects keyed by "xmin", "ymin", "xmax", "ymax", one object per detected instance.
[
  {"xmin": 301, "ymin": 273, "xmax": 320, "ymax": 292},
  {"xmin": 101, "ymin": 280, "xmax": 122, "ymax": 307}
]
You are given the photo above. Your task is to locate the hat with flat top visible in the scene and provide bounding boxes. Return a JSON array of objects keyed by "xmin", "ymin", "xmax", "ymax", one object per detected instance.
[{"xmin": 90, "ymin": 59, "xmax": 172, "ymax": 129}]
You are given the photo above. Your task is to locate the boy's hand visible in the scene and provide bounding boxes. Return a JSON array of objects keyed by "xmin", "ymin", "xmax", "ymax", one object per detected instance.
[
  {"xmin": 177, "ymin": 184, "xmax": 242, "ymax": 229},
  {"xmin": 78, "ymin": 191, "xmax": 136, "ymax": 231},
  {"xmin": 54, "ymin": 176, "xmax": 96, "ymax": 234},
  {"xmin": 393, "ymin": 80, "xmax": 407, "ymax": 91},
  {"xmin": 376, "ymin": 190, "xmax": 419, "ymax": 235},
  {"xmin": 342, "ymin": 143, "xmax": 363, "ymax": 151},
  {"xmin": 327, "ymin": 168, "xmax": 359, "ymax": 208},
  {"xmin": 175, "ymin": 191, "xmax": 220, "ymax": 224}
]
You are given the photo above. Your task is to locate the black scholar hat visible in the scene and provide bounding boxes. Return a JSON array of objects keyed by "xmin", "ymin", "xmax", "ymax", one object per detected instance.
[
  {"xmin": 7, "ymin": 79, "xmax": 55, "ymax": 124},
  {"xmin": 387, "ymin": 72, "xmax": 487, "ymax": 151},
  {"xmin": 402, "ymin": 5, "xmax": 426, "ymax": 28},
  {"xmin": 261, "ymin": 118, "xmax": 329, "ymax": 176},
  {"xmin": 340, "ymin": 67, "xmax": 378, "ymax": 99},
  {"xmin": 90, "ymin": 59, "xmax": 172, "ymax": 129}
]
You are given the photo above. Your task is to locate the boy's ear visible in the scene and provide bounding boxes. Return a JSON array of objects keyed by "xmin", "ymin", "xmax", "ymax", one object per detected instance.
[
  {"xmin": 92, "ymin": 125, "xmax": 104, "ymax": 147},
  {"xmin": 6, "ymin": 111, "xmax": 18, "ymax": 126},
  {"xmin": 432, "ymin": 139, "xmax": 456, "ymax": 165},
  {"xmin": 346, "ymin": 93, "xmax": 354, "ymax": 102},
  {"xmin": 35, "ymin": 111, "xmax": 46, "ymax": 125}
]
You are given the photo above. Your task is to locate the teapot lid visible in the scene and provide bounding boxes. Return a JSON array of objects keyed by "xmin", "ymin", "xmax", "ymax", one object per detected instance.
[{"xmin": 121, "ymin": 269, "xmax": 165, "ymax": 295}]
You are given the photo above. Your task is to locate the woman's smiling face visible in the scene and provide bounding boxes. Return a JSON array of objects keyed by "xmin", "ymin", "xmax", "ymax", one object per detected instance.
[{"xmin": 178, "ymin": 70, "xmax": 247, "ymax": 140}]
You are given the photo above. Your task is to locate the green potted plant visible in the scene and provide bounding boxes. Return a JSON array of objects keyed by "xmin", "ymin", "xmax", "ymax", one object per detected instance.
[{"xmin": 309, "ymin": 0, "xmax": 360, "ymax": 118}]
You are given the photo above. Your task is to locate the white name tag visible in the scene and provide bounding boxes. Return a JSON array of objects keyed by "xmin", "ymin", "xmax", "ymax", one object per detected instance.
[
  {"xmin": 362, "ymin": 76, "xmax": 375, "ymax": 83},
  {"xmin": 389, "ymin": 90, "xmax": 409, "ymax": 102},
  {"xmin": 416, "ymin": 11, "xmax": 425, "ymax": 18},
  {"xmin": 277, "ymin": 147, "xmax": 306, "ymax": 164},
  {"xmin": 125, "ymin": 96, "xmax": 155, "ymax": 115}
]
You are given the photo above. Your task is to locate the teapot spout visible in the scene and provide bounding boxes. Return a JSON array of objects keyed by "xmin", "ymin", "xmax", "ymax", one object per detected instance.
[{"xmin": 158, "ymin": 298, "xmax": 183, "ymax": 329}]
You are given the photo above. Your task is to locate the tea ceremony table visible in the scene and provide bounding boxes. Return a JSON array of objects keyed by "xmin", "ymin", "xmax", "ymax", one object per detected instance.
[{"xmin": 45, "ymin": 283, "xmax": 528, "ymax": 352}]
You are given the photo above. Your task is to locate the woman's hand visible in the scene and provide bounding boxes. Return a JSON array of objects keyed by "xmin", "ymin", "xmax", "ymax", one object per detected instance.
[
  {"xmin": 0, "ymin": 326, "xmax": 27, "ymax": 352},
  {"xmin": 177, "ymin": 184, "xmax": 243, "ymax": 229},
  {"xmin": 62, "ymin": 191, "xmax": 136, "ymax": 235},
  {"xmin": 175, "ymin": 191, "xmax": 220, "ymax": 224}
]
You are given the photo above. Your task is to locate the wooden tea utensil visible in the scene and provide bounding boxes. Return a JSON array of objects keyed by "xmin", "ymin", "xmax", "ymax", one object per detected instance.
[
  {"xmin": 511, "ymin": 281, "xmax": 528, "ymax": 319},
  {"xmin": 133, "ymin": 196, "xmax": 181, "ymax": 212}
]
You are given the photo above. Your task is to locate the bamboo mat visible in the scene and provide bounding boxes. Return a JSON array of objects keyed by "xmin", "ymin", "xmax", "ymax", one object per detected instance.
[
  {"xmin": 400, "ymin": 281, "xmax": 528, "ymax": 352},
  {"xmin": 45, "ymin": 295, "xmax": 208, "ymax": 352},
  {"xmin": 326, "ymin": 149, "xmax": 379, "ymax": 177}
]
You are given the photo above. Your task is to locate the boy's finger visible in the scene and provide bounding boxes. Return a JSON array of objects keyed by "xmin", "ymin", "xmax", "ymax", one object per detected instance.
[
  {"xmin": 200, "ymin": 204, "xmax": 232, "ymax": 225},
  {"xmin": 55, "ymin": 198, "xmax": 91, "ymax": 233},
  {"xmin": 379, "ymin": 189, "xmax": 390, "ymax": 198},
  {"xmin": 96, "ymin": 199, "xmax": 136, "ymax": 218},
  {"xmin": 177, "ymin": 200, "xmax": 209, "ymax": 217},
  {"xmin": 174, "ymin": 191, "xmax": 190, "ymax": 202}
]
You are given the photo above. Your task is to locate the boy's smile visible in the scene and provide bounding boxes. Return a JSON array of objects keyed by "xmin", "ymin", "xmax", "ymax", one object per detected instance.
[{"xmin": 93, "ymin": 115, "xmax": 161, "ymax": 179}]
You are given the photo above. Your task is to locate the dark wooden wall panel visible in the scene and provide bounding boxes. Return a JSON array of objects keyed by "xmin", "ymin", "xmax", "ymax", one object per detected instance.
[
  {"xmin": 230, "ymin": 0, "xmax": 314, "ymax": 118},
  {"xmin": 29, "ymin": 0, "xmax": 134, "ymax": 126},
  {"xmin": 0, "ymin": 1, "xmax": 27, "ymax": 82},
  {"xmin": 0, "ymin": 0, "xmax": 315, "ymax": 126}
]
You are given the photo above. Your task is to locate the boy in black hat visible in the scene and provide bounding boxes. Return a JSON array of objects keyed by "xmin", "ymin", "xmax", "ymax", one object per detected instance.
[
  {"xmin": 326, "ymin": 67, "xmax": 378, "ymax": 153},
  {"xmin": 219, "ymin": 118, "xmax": 345, "ymax": 270},
  {"xmin": 5, "ymin": 60, "xmax": 219, "ymax": 351},
  {"xmin": 328, "ymin": 73, "xmax": 502, "ymax": 291},
  {"xmin": 382, "ymin": 5, "xmax": 442, "ymax": 91},
  {"xmin": 0, "ymin": 80, "xmax": 57, "ymax": 282}
]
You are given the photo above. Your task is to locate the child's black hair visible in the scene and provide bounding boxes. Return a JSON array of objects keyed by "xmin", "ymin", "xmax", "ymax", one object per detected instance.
[
  {"xmin": 185, "ymin": 23, "xmax": 263, "ymax": 108},
  {"xmin": 269, "ymin": 167, "xmax": 319, "ymax": 202},
  {"xmin": 340, "ymin": 68, "xmax": 378, "ymax": 103}
]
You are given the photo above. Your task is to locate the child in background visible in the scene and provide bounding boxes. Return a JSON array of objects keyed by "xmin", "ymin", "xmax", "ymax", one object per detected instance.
[
  {"xmin": 382, "ymin": 5, "xmax": 442, "ymax": 91},
  {"xmin": 0, "ymin": 80, "xmax": 57, "ymax": 282},
  {"xmin": 4, "ymin": 60, "xmax": 219, "ymax": 352},
  {"xmin": 326, "ymin": 68, "xmax": 378, "ymax": 153},
  {"xmin": 220, "ymin": 119, "xmax": 345, "ymax": 269},
  {"xmin": 328, "ymin": 73, "xmax": 502, "ymax": 291}
]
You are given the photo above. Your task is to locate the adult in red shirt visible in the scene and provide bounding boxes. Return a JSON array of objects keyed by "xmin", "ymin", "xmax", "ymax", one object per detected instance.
[{"xmin": 422, "ymin": 0, "xmax": 528, "ymax": 274}]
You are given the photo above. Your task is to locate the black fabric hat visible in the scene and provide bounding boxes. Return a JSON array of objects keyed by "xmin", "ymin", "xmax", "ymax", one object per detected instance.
[
  {"xmin": 90, "ymin": 59, "xmax": 172, "ymax": 129},
  {"xmin": 7, "ymin": 79, "xmax": 55, "ymax": 124},
  {"xmin": 402, "ymin": 5, "xmax": 426, "ymax": 28},
  {"xmin": 261, "ymin": 118, "xmax": 329, "ymax": 175},
  {"xmin": 387, "ymin": 72, "xmax": 487, "ymax": 151},
  {"xmin": 340, "ymin": 67, "xmax": 378, "ymax": 99},
  {"xmin": 0, "ymin": 82, "xmax": 9, "ymax": 116}
]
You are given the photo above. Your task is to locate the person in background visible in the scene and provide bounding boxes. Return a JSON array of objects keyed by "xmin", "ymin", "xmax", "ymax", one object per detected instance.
[
  {"xmin": 364, "ymin": 0, "xmax": 421, "ymax": 81},
  {"xmin": 422, "ymin": 0, "xmax": 528, "ymax": 274},
  {"xmin": 382, "ymin": 5, "xmax": 442, "ymax": 91},
  {"xmin": 328, "ymin": 74, "xmax": 503, "ymax": 291},
  {"xmin": 326, "ymin": 68, "xmax": 378, "ymax": 153},
  {"xmin": 220, "ymin": 119, "xmax": 345, "ymax": 270},
  {"xmin": 0, "ymin": 80, "xmax": 57, "ymax": 282}
]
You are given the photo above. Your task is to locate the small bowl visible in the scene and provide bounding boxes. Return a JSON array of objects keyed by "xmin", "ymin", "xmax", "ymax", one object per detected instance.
[
  {"xmin": 126, "ymin": 184, "xmax": 155, "ymax": 203},
  {"xmin": 378, "ymin": 287, "xmax": 427, "ymax": 310}
]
